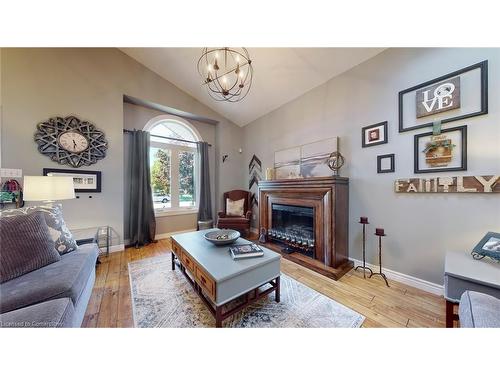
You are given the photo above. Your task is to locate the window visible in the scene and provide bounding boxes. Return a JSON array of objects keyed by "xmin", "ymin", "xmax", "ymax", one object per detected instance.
[{"xmin": 145, "ymin": 115, "xmax": 201, "ymax": 215}]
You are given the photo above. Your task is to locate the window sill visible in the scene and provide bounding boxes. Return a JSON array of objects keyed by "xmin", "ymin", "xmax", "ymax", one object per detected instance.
[{"xmin": 155, "ymin": 209, "xmax": 198, "ymax": 218}]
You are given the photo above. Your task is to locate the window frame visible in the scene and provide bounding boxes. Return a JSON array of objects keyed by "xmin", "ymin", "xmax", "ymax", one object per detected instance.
[{"xmin": 144, "ymin": 115, "xmax": 201, "ymax": 217}]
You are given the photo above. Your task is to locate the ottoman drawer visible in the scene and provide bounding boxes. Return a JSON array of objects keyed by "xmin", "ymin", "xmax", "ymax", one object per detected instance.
[
  {"xmin": 171, "ymin": 240, "xmax": 181, "ymax": 257},
  {"xmin": 181, "ymin": 251, "xmax": 196, "ymax": 274},
  {"xmin": 196, "ymin": 266, "xmax": 216, "ymax": 300}
]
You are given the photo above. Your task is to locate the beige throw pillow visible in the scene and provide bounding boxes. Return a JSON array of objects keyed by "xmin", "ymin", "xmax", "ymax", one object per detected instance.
[{"xmin": 226, "ymin": 198, "xmax": 245, "ymax": 217}]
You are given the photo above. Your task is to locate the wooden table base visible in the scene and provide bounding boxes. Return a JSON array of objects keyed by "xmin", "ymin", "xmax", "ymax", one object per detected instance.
[
  {"xmin": 446, "ymin": 300, "xmax": 459, "ymax": 328},
  {"xmin": 172, "ymin": 253, "xmax": 280, "ymax": 327}
]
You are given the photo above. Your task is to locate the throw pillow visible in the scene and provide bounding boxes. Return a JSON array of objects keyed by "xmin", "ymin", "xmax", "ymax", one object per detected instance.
[
  {"xmin": 0, "ymin": 204, "xmax": 78, "ymax": 255},
  {"xmin": 226, "ymin": 198, "xmax": 245, "ymax": 217},
  {"xmin": 0, "ymin": 212, "xmax": 61, "ymax": 283}
]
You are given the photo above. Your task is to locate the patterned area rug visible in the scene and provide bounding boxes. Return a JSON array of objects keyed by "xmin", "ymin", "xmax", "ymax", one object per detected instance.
[{"xmin": 128, "ymin": 255, "xmax": 364, "ymax": 328}]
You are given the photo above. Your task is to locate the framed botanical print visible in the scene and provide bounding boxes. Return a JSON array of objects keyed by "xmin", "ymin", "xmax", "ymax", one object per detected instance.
[
  {"xmin": 377, "ymin": 153, "xmax": 395, "ymax": 173},
  {"xmin": 362, "ymin": 121, "xmax": 388, "ymax": 148},
  {"xmin": 399, "ymin": 60, "xmax": 488, "ymax": 133},
  {"xmin": 414, "ymin": 125, "xmax": 467, "ymax": 174}
]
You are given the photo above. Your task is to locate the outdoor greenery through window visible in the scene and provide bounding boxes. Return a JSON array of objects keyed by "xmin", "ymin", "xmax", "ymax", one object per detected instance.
[{"xmin": 147, "ymin": 117, "xmax": 199, "ymax": 213}]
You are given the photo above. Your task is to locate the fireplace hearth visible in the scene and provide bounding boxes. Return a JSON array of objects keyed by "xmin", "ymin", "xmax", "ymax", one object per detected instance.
[{"xmin": 258, "ymin": 177, "xmax": 352, "ymax": 280}]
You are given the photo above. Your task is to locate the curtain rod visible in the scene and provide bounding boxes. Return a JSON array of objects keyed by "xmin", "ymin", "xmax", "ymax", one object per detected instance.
[{"xmin": 123, "ymin": 129, "xmax": 212, "ymax": 147}]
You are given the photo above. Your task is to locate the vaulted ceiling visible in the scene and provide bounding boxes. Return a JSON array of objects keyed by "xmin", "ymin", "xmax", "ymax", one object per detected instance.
[{"xmin": 120, "ymin": 48, "xmax": 385, "ymax": 127}]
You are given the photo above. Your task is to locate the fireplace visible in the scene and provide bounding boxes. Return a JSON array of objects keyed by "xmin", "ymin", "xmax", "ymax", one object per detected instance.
[
  {"xmin": 258, "ymin": 177, "xmax": 352, "ymax": 280},
  {"xmin": 269, "ymin": 204, "xmax": 315, "ymax": 258}
]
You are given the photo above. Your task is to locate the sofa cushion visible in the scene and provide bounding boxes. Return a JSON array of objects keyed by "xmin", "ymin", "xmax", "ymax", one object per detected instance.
[
  {"xmin": 0, "ymin": 212, "xmax": 61, "ymax": 283},
  {"xmin": 226, "ymin": 198, "xmax": 244, "ymax": 217},
  {"xmin": 0, "ymin": 243, "xmax": 99, "ymax": 314},
  {"xmin": 459, "ymin": 290, "xmax": 500, "ymax": 328},
  {"xmin": 1, "ymin": 204, "xmax": 78, "ymax": 255},
  {"xmin": 0, "ymin": 298, "xmax": 75, "ymax": 328}
]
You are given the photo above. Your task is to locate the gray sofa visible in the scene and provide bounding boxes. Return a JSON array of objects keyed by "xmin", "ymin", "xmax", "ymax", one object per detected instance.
[{"xmin": 0, "ymin": 243, "xmax": 98, "ymax": 328}]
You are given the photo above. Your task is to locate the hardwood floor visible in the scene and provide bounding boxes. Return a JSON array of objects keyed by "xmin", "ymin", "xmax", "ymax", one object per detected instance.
[{"xmin": 82, "ymin": 239, "xmax": 446, "ymax": 328}]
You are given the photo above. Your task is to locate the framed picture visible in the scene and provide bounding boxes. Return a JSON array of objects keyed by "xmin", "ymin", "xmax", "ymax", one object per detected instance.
[
  {"xmin": 274, "ymin": 136, "xmax": 339, "ymax": 179},
  {"xmin": 414, "ymin": 125, "xmax": 467, "ymax": 174},
  {"xmin": 471, "ymin": 231, "xmax": 500, "ymax": 261},
  {"xmin": 399, "ymin": 60, "xmax": 488, "ymax": 133},
  {"xmin": 43, "ymin": 168, "xmax": 102, "ymax": 192},
  {"xmin": 362, "ymin": 121, "xmax": 388, "ymax": 148},
  {"xmin": 377, "ymin": 153, "xmax": 395, "ymax": 173}
]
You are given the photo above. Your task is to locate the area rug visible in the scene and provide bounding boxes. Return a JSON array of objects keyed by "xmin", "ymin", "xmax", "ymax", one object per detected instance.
[{"xmin": 128, "ymin": 255, "xmax": 364, "ymax": 328}]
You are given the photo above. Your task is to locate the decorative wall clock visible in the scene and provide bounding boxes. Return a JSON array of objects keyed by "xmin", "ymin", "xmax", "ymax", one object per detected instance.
[{"xmin": 34, "ymin": 116, "xmax": 108, "ymax": 168}]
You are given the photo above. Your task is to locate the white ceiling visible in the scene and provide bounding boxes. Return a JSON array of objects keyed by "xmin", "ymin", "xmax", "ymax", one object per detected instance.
[{"xmin": 120, "ymin": 48, "xmax": 385, "ymax": 127}]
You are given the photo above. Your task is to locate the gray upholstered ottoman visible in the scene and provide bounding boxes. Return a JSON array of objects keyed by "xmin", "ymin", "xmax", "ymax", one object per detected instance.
[
  {"xmin": 444, "ymin": 251, "xmax": 500, "ymax": 327},
  {"xmin": 459, "ymin": 291, "xmax": 500, "ymax": 328}
]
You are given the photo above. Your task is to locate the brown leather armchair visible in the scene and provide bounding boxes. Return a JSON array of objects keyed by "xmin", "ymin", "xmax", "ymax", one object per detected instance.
[{"xmin": 217, "ymin": 190, "xmax": 252, "ymax": 237}]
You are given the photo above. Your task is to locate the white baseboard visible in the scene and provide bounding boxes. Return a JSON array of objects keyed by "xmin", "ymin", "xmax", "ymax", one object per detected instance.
[
  {"xmin": 155, "ymin": 228, "xmax": 197, "ymax": 240},
  {"xmin": 350, "ymin": 258, "xmax": 444, "ymax": 296},
  {"xmin": 108, "ymin": 244, "xmax": 125, "ymax": 253}
]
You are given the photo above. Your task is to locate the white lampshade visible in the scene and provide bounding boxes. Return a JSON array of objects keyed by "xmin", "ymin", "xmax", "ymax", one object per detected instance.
[{"xmin": 23, "ymin": 176, "xmax": 75, "ymax": 202}]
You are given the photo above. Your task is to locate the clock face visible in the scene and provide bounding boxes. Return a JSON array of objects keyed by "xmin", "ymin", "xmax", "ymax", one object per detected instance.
[{"xmin": 58, "ymin": 131, "xmax": 89, "ymax": 153}]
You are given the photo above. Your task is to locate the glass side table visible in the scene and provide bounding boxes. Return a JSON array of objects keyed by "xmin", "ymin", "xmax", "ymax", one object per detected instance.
[{"xmin": 72, "ymin": 226, "xmax": 111, "ymax": 258}]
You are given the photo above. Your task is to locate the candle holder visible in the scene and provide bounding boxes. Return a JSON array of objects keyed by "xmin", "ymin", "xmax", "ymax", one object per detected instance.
[
  {"xmin": 354, "ymin": 217, "xmax": 373, "ymax": 278},
  {"xmin": 369, "ymin": 228, "xmax": 390, "ymax": 287}
]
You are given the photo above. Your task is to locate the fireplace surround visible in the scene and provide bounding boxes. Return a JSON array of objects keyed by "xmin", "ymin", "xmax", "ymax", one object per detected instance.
[{"xmin": 258, "ymin": 177, "xmax": 352, "ymax": 280}]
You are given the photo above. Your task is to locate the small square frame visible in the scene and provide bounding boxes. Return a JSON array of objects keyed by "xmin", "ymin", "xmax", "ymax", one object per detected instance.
[
  {"xmin": 377, "ymin": 153, "xmax": 395, "ymax": 173},
  {"xmin": 362, "ymin": 121, "xmax": 388, "ymax": 148}
]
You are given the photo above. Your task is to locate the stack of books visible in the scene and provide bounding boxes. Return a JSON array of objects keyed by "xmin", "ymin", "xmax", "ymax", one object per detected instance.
[{"xmin": 229, "ymin": 243, "xmax": 264, "ymax": 260}]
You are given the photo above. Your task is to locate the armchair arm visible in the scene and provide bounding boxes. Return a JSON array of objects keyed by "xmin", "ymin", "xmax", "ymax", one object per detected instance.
[
  {"xmin": 218, "ymin": 211, "xmax": 226, "ymax": 218},
  {"xmin": 245, "ymin": 210, "xmax": 252, "ymax": 220}
]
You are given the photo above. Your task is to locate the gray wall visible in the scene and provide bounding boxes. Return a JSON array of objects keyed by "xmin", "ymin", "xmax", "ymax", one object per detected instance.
[
  {"xmin": 243, "ymin": 48, "xmax": 500, "ymax": 285},
  {"xmin": 123, "ymin": 102, "xmax": 216, "ymax": 236},
  {"xmin": 0, "ymin": 48, "xmax": 244, "ymax": 244}
]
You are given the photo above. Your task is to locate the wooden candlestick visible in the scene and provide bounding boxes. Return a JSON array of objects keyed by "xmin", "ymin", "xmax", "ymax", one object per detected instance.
[
  {"xmin": 369, "ymin": 229, "xmax": 389, "ymax": 287},
  {"xmin": 355, "ymin": 217, "xmax": 373, "ymax": 278}
]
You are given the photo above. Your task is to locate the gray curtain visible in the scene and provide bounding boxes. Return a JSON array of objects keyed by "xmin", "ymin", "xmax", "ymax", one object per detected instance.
[
  {"xmin": 127, "ymin": 130, "xmax": 156, "ymax": 247},
  {"xmin": 197, "ymin": 141, "xmax": 212, "ymax": 222}
]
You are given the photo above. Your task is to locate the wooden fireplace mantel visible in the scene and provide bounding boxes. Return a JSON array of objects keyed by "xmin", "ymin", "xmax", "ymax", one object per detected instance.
[{"xmin": 258, "ymin": 177, "xmax": 352, "ymax": 280}]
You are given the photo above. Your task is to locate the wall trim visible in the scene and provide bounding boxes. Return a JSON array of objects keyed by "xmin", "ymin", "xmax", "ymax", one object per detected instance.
[
  {"xmin": 155, "ymin": 228, "xmax": 198, "ymax": 240},
  {"xmin": 350, "ymin": 257, "xmax": 444, "ymax": 296},
  {"xmin": 108, "ymin": 244, "xmax": 125, "ymax": 253}
]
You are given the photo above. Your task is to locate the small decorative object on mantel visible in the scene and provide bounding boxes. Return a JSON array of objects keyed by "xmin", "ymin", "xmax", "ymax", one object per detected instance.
[
  {"xmin": 35, "ymin": 116, "xmax": 108, "ymax": 168},
  {"xmin": 355, "ymin": 217, "xmax": 373, "ymax": 279},
  {"xmin": 414, "ymin": 125, "xmax": 467, "ymax": 173},
  {"xmin": 395, "ymin": 175, "xmax": 499, "ymax": 193},
  {"xmin": 265, "ymin": 167, "xmax": 275, "ymax": 180},
  {"xmin": 399, "ymin": 60, "xmax": 488, "ymax": 133},
  {"xmin": 43, "ymin": 168, "xmax": 102, "ymax": 193},
  {"xmin": 377, "ymin": 153, "xmax": 395, "ymax": 173},
  {"xmin": 362, "ymin": 121, "xmax": 388, "ymax": 148},
  {"xmin": 327, "ymin": 136, "xmax": 345, "ymax": 176},
  {"xmin": 471, "ymin": 232, "xmax": 500, "ymax": 262},
  {"xmin": 369, "ymin": 228, "xmax": 389, "ymax": 287}
]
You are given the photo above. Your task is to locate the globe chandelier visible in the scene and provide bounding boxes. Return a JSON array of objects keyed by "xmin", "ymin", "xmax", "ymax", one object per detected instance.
[{"xmin": 197, "ymin": 47, "xmax": 253, "ymax": 102}]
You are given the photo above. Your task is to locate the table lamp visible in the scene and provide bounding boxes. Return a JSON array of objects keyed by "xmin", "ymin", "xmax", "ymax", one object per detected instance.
[{"xmin": 23, "ymin": 176, "xmax": 75, "ymax": 204}]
